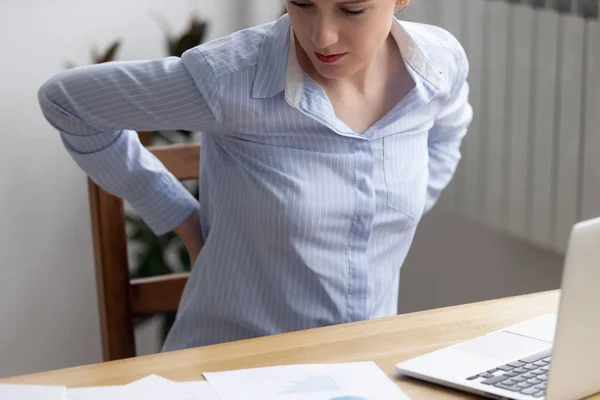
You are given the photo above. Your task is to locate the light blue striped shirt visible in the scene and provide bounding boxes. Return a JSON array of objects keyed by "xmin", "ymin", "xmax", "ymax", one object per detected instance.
[{"xmin": 38, "ymin": 14, "xmax": 472, "ymax": 351}]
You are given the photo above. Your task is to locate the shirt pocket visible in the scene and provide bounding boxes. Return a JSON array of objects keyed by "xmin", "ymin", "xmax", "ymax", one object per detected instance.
[{"xmin": 382, "ymin": 132, "xmax": 428, "ymax": 220}]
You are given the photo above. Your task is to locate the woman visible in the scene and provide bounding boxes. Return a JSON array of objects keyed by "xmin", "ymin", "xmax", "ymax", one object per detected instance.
[{"xmin": 38, "ymin": 0, "xmax": 472, "ymax": 352}]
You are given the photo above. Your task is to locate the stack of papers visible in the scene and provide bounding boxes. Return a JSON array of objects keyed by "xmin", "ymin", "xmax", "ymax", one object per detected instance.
[{"xmin": 0, "ymin": 362, "xmax": 410, "ymax": 399}]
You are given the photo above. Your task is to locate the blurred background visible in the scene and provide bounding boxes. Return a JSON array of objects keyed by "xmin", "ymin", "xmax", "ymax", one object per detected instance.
[{"xmin": 0, "ymin": 0, "xmax": 598, "ymax": 379}]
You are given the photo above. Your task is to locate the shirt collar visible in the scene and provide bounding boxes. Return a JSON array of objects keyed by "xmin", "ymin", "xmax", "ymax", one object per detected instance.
[
  {"xmin": 390, "ymin": 18, "xmax": 444, "ymax": 88},
  {"xmin": 251, "ymin": 14, "xmax": 444, "ymax": 100}
]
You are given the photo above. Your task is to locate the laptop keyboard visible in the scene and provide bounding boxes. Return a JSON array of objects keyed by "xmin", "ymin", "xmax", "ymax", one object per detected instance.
[{"xmin": 466, "ymin": 348, "xmax": 552, "ymax": 398}]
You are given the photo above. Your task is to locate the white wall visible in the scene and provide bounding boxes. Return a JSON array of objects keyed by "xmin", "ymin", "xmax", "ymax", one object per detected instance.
[{"xmin": 0, "ymin": 0, "xmax": 281, "ymax": 378}]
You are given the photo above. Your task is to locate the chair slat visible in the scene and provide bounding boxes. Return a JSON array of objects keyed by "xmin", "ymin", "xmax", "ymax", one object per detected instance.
[
  {"xmin": 130, "ymin": 274, "xmax": 190, "ymax": 316},
  {"xmin": 88, "ymin": 179, "xmax": 136, "ymax": 361},
  {"xmin": 149, "ymin": 143, "xmax": 200, "ymax": 180}
]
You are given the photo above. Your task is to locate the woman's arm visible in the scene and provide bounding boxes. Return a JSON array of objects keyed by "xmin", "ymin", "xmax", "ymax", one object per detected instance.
[
  {"xmin": 424, "ymin": 46, "xmax": 473, "ymax": 214},
  {"xmin": 173, "ymin": 209, "xmax": 204, "ymax": 264},
  {"xmin": 38, "ymin": 51, "xmax": 220, "ymax": 236}
]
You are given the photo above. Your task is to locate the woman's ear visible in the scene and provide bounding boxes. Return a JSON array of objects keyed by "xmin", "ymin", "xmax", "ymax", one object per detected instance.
[{"xmin": 395, "ymin": 0, "xmax": 411, "ymax": 10}]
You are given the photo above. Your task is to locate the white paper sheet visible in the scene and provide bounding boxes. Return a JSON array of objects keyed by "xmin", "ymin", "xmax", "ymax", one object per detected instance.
[
  {"xmin": 204, "ymin": 361, "xmax": 411, "ymax": 400},
  {"xmin": 66, "ymin": 385, "xmax": 125, "ymax": 400},
  {"xmin": 123, "ymin": 374, "xmax": 219, "ymax": 400},
  {"xmin": 65, "ymin": 374, "xmax": 219, "ymax": 400},
  {"xmin": 64, "ymin": 374, "xmax": 157, "ymax": 400},
  {"xmin": 172, "ymin": 381, "xmax": 221, "ymax": 400},
  {"xmin": 0, "ymin": 384, "xmax": 67, "ymax": 400},
  {"xmin": 125, "ymin": 374, "xmax": 174, "ymax": 390}
]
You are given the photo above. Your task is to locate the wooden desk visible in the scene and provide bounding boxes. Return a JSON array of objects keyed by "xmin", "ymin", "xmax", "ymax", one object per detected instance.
[{"xmin": 2, "ymin": 290, "xmax": 596, "ymax": 399}]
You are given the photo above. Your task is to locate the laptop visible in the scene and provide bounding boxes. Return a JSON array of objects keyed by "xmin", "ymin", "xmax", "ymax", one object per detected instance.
[{"xmin": 395, "ymin": 217, "xmax": 600, "ymax": 400}]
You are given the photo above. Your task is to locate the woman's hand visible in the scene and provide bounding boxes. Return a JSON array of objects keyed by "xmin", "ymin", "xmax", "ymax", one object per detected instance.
[{"xmin": 174, "ymin": 209, "xmax": 204, "ymax": 265}]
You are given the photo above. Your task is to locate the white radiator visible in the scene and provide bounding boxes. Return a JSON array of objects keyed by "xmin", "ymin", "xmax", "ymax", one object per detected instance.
[{"xmin": 404, "ymin": 0, "xmax": 600, "ymax": 253}]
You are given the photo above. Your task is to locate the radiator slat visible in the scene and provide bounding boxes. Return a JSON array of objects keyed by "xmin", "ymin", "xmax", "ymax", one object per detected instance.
[
  {"xmin": 507, "ymin": 5, "xmax": 535, "ymax": 240},
  {"xmin": 484, "ymin": 1, "xmax": 510, "ymax": 230},
  {"xmin": 463, "ymin": 0, "xmax": 487, "ymax": 221},
  {"xmin": 553, "ymin": 13, "xmax": 585, "ymax": 251},
  {"xmin": 582, "ymin": 20, "xmax": 600, "ymax": 221},
  {"xmin": 530, "ymin": 9, "xmax": 560, "ymax": 249}
]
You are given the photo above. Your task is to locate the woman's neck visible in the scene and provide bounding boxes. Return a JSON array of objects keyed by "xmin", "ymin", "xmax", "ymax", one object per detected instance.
[{"xmin": 296, "ymin": 33, "xmax": 402, "ymax": 97}]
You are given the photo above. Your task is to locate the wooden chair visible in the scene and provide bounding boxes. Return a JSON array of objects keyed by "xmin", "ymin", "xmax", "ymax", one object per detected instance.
[{"xmin": 87, "ymin": 137, "xmax": 201, "ymax": 361}]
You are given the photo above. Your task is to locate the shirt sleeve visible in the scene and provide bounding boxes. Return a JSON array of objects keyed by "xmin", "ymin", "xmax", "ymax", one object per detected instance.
[
  {"xmin": 38, "ymin": 49, "xmax": 221, "ymax": 235},
  {"xmin": 424, "ymin": 44, "xmax": 473, "ymax": 214}
]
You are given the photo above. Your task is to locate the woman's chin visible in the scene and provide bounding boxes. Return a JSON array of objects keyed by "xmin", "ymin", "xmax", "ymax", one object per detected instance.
[{"xmin": 311, "ymin": 61, "xmax": 356, "ymax": 81}]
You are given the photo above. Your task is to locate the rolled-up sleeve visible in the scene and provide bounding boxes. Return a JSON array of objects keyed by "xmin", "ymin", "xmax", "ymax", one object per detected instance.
[
  {"xmin": 424, "ymin": 43, "xmax": 473, "ymax": 214},
  {"xmin": 38, "ymin": 50, "xmax": 221, "ymax": 235}
]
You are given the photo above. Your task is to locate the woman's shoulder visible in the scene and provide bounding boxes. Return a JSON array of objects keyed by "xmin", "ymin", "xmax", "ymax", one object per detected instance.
[{"xmin": 180, "ymin": 17, "xmax": 288, "ymax": 80}]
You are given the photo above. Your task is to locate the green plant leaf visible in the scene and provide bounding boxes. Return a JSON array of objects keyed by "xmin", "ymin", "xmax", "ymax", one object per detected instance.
[
  {"xmin": 171, "ymin": 18, "xmax": 208, "ymax": 58},
  {"xmin": 153, "ymin": 130, "xmax": 175, "ymax": 144},
  {"xmin": 178, "ymin": 244, "xmax": 191, "ymax": 272},
  {"xmin": 161, "ymin": 312, "xmax": 177, "ymax": 343}
]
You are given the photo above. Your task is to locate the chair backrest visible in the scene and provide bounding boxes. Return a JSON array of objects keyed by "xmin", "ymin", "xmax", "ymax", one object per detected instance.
[{"xmin": 87, "ymin": 139, "xmax": 201, "ymax": 361}]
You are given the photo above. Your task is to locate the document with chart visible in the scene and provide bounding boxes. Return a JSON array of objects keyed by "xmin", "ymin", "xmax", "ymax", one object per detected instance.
[{"xmin": 203, "ymin": 361, "xmax": 411, "ymax": 400}]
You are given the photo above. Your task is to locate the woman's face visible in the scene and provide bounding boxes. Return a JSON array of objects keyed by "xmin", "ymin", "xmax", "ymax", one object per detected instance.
[{"xmin": 286, "ymin": 0, "xmax": 404, "ymax": 80}]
